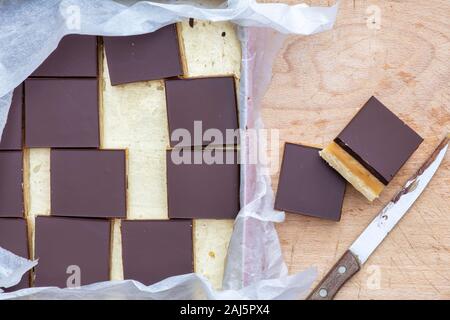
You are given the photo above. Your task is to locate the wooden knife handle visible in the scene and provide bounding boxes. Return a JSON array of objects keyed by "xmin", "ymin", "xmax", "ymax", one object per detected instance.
[{"xmin": 307, "ymin": 250, "xmax": 361, "ymax": 300}]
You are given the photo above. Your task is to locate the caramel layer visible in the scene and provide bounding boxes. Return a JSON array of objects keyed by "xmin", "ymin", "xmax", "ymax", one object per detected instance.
[{"xmin": 320, "ymin": 142, "xmax": 384, "ymax": 201}]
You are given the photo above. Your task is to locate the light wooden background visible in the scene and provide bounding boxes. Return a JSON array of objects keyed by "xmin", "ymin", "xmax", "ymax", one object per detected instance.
[{"xmin": 260, "ymin": 0, "xmax": 450, "ymax": 299}]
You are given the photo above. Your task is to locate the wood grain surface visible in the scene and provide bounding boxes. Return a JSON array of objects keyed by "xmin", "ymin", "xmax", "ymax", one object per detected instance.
[{"xmin": 260, "ymin": 0, "xmax": 450, "ymax": 299}]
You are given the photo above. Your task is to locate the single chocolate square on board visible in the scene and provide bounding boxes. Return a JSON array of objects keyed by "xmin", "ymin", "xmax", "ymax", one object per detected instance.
[
  {"xmin": 0, "ymin": 85, "xmax": 23, "ymax": 150},
  {"xmin": 121, "ymin": 220, "xmax": 193, "ymax": 285},
  {"xmin": 334, "ymin": 96, "xmax": 423, "ymax": 185},
  {"xmin": 275, "ymin": 143, "xmax": 346, "ymax": 221},
  {"xmin": 0, "ymin": 151, "xmax": 24, "ymax": 218},
  {"xmin": 25, "ymin": 78, "xmax": 100, "ymax": 148},
  {"xmin": 51, "ymin": 149, "xmax": 127, "ymax": 218},
  {"xmin": 165, "ymin": 77, "xmax": 239, "ymax": 148},
  {"xmin": 34, "ymin": 216, "xmax": 111, "ymax": 288},
  {"xmin": 30, "ymin": 35, "xmax": 98, "ymax": 77},
  {"xmin": 166, "ymin": 149, "xmax": 240, "ymax": 219},
  {"xmin": 0, "ymin": 218, "xmax": 30, "ymax": 291},
  {"xmin": 103, "ymin": 24, "xmax": 183, "ymax": 85}
]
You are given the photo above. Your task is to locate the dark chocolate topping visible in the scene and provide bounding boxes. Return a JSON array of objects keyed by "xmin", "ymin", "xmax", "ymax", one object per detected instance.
[
  {"xmin": 34, "ymin": 216, "xmax": 111, "ymax": 288},
  {"xmin": 0, "ymin": 151, "xmax": 23, "ymax": 217},
  {"xmin": 165, "ymin": 77, "xmax": 239, "ymax": 148},
  {"xmin": 0, "ymin": 85, "xmax": 23, "ymax": 150},
  {"xmin": 0, "ymin": 218, "xmax": 29, "ymax": 291},
  {"xmin": 0, "ymin": 218, "xmax": 28, "ymax": 257},
  {"xmin": 335, "ymin": 96, "xmax": 423, "ymax": 185},
  {"xmin": 103, "ymin": 24, "xmax": 182, "ymax": 85},
  {"xmin": 51, "ymin": 149, "xmax": 126, "ymax": 218},
  {"xmin": 167, "ymin": 149, "xmax": 240, "ymax": 219},
  {"xmin": 31, "ymin": 35, "xmax": 98, "ymax": 77},
  {"xmin": 274, "ymin": 143, "xmax": 346, "ymax": 221},
  {"xmin": 25, "ymin": 78, "xmax": 100, "ymax": 148},
  {"xmin": 121, "ymin": 220, "xmax": 193, "ymax": 285}
]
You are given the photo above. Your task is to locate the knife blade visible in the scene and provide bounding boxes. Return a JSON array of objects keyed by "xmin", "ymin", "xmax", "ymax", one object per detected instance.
[{"xmin": 307, "ymin": 135, "xmax": 449, "ymax": 300}]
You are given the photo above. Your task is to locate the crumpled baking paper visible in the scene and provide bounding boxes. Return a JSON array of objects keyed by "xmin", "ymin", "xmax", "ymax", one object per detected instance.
[
  {"xmin": 224, "ymin": 27, "xmax": 291, "ymax": 290},
  {"xmin": 0, "ymin": 269, "xmax": 317, "ymax": 299},
  {"xmin": 0, "ymin": 248, "xmax": 37, "ymax": 292},
  {"xmin": 0, "ymin": 0, "xmax": 337, "ymax": 299}
]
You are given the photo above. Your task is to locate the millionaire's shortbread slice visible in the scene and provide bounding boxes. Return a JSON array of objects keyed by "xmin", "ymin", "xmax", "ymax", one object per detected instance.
[
  {"xmin": 165, "ymin": 76, "xmax": 239, "ymax": 148},
  {"xmin": 34, "ymin": 216, "xmax": 111, "ymax": 288},
  {"xmin": 103, "ymin": 24, "xmax": 183, "ymax": 86},
  {"xmin": 25, "ymin": 78, "xmax": 100, "ymax": 148},
  {"xmin": 120, "ymin": 220, "xmax": 193, "ymax": 285},
  {"xmin": 320, "ymin": 97, "xmax": 423, "ymax": 201},
  {"xmin": 50, "ymin": 149, "xmax": 127, "ymax": 218},
  {"xmin": 275, "ymin": 143, "xmax": 346, "ymax": 221}
]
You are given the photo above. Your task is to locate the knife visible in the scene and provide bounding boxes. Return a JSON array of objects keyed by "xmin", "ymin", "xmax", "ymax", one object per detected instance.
[{"xmin": 307, "ymin": 135, "xmax": 449, "ymax": 300}]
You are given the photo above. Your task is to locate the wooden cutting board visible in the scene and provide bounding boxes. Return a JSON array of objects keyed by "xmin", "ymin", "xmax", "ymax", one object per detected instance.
[{"xmin": 261, "ymin": 0, "xmax": 450, "ymax": 299}]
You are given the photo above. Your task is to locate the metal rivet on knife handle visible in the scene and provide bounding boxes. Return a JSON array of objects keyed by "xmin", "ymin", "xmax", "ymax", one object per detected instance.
[{"xmin": 319, "ymin": 289, "xmax": 328, "ymax": 298}]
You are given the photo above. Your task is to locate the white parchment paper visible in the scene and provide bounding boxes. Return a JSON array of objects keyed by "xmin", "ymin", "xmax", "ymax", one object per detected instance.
[
  {"xmin": 0, "ymin": 0, "xmax": 337, "ymax": 299},
  {"xmin": 0, "ymin": 248, "xmax": 37, "ymax": 292}
]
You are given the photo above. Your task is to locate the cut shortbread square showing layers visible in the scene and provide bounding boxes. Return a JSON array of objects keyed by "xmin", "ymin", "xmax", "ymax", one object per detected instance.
[{"xmin": 320, "ymin": 97, "xmax": 423, "ymax": 201}]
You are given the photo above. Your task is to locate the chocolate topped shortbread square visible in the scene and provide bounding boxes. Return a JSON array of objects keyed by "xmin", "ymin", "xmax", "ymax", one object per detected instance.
[
  {"xmin": 31, "ymin": 35, "xmax": 98, "ymax": 77},
  {"xmin": 165, "ymin": 77, "xmax": 239, "ymax": 148},
  {"xmin": 0, "ymin": 85, "xmax": 23, "ymax": 150},
  {"xmin": 121, "ymin": 220, "xmax": 193, "ymax": 285},
  {"xmin": 320, "ymin": 97, "xmax": 423, "ymax": 201},
  {"xmin": 166, "ymin": 149, "xmax": 240, "ymax": 219},
  {"xmin": 275, "ymin": 143, "xmax": 346, "ymax": 221},
  {"xmin": 103, "ymin": 24, "xmax": 183, "ymax": 85},
  {"xmin": 34, "ymin": 216, "xmax": 111, "ymax": 288},
  {"xmin": 25, "ymin": 78, "xmax": 100, "ymax": 148},
  {"xmin": 51, "ymin": 149, "xmax": 127, "ymax": 218},
  {"xmin": 0, "ymin": 151, "xmax": 23, "ymax": 217}
]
